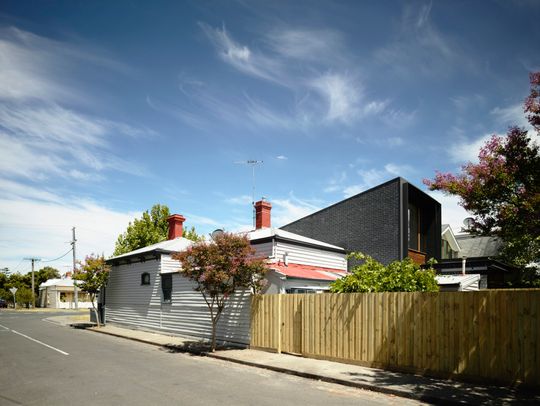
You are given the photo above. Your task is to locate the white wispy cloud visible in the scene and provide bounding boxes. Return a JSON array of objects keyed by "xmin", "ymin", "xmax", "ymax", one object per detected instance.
[
  {"xmin": 491, "ymin": 103, "xmax": 530, "ymax": 128},
  {"xmin": 0, "ymin": 190, "xmax": 138, "ymax": 273},
  {"xmin": 0, "ymin": 27, "xmax": 153, "ymax": 183},
  {"xmin": 264, "ymin": 28, "xmax": 346, "ymax": 64},
  {"xmin": 448, "ymin": 133, "xmax": 493, "ymax": 163},
  {"xmin": 225, "ymin": 195, "xmax": 253, "ymax": 205},
  {"xmin": 196, "ymin": 23, "xmax": 390, "ymax": 128},
  {"xmin": 374, "ymin": 2, "xmax": 471, "ymax": 77},
  {"xmin": 276, "ymin": 155, "xmax": 288, "ymax": 160},
  {"xmin": 342, "ymin": 163, "xmax": 412, "ymax": 197},
  {"xmin": 427, "ymin": 190, "xmax": 471, "ymax": 234},
  {"xmin": 199, "ymin": 22, "xmax": 284, "ymax": 85},
  {"xmin": 271, "ymin": 195, "xmax": 321, "ymax": 227},
  {"xmin": 310, "ymin": 73, "xmax": 361, "ymax": 123},
  {"xmin": 0, "ymin": 26, "xmax": 129, "ymax": 104}
]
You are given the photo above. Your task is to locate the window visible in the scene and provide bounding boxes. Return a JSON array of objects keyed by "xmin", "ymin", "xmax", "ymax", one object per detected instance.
[
  {"xmin": 141, "ymin": 272, "xmax": 150, "ymax": 285},
  {"xmin": 161, "ymin": 274, "xmax": 172, "ymax": 303}
]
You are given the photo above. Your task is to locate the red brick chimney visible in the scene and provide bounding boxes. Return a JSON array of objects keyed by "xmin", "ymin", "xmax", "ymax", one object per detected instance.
[
  {"xmin": 167, "ymin": 214, "xmax": 186, "ymax": 240},
  {"xmin": 255, "ymin": 200, "xmax": 271, "ymax": 229}
]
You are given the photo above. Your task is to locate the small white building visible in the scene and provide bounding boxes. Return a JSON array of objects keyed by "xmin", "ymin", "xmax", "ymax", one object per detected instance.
[{"xmin": 38, "ymin": 278, "xmax": 95, "ymax": 309}]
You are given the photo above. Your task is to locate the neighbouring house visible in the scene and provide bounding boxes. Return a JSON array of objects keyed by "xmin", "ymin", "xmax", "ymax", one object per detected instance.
[
  {"xmin": 438, "ymin": 227, "xmax": 516, "ymax": 289},
  {"xmin": 281, "ymin": 177, "xmax": 442, "ymax": 267},
  {"xmin": 435, "ymin": 274, "xmax": 481, "ymax": 291},
  {"xmin": 248, "ymin": 200, "xmax": 348, "ymax": 294},
  {"xmin": 38, "ymin": 278, "xmax": 94, "ymax": 309}
]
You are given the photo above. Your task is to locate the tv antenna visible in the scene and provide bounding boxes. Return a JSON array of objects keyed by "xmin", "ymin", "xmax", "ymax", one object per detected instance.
[{"xmin": 234, "ymin": 160, "xmax": 263, "ymax": 227}]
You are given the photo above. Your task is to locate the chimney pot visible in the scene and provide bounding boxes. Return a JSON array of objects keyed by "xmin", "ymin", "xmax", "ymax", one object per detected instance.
[
  {"xmin": 255, "ymin": 200, "xmax": 272, "ymax": 229},
  {"xmin": 167, "ymin": 214, "xmax": 186, "ymax": 240}
]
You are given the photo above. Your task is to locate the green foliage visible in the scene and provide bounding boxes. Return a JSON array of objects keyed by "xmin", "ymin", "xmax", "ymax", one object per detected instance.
[
  {"xmin": 73, "ymin": 254, "xmax": 110, "ymax": 295},
  {"xmin": 173, "ymin": 233, "xmax": 268, "ymax": 351},
  {"xmin": 16, "ymin": 286, "xmax": 34, "ymax": 307},
  {"xmin": 113, "ymin": 204, "xmax": 171, "ymax": 256},
  {"xmin": 330, "ymin": 253, "xmax": 439, "ymax": 293},
  {"xmin": 183, "ymin": 225, "xmax": 204, "ymax": 242},
  {"xmin": 34, "ymin": 266, "xmax": 61, "ymax": 296},
  {"xmin": 424, "ymin": 72, "xmax": 540, "ymax": 284},
  {"xmin": 73, "ymin": 254, "xmax": 110, "ymax": 326},
  {"xmin": 113, "ymin": 204, "xmax": 203, "ymax": 256}
]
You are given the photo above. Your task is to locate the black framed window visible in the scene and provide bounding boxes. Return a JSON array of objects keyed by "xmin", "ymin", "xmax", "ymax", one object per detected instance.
[
  {"xmin": 161, "ymin": 274, "xmax": 172, "ymax": 303},
  {"xmin": 141, "ymin": 272, "xmax": 151, "ymax": 285}
]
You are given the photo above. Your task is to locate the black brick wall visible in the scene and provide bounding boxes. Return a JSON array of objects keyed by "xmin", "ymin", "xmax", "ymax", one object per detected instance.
[{"xmin": 282, "ymin": 178, "xmax": 402, "ymax": 265}]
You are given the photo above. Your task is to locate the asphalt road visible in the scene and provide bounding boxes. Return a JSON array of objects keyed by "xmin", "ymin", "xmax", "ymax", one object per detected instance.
[{"xmin": 0, "ymin": 310, "xmax": 422, "ymax": 405}]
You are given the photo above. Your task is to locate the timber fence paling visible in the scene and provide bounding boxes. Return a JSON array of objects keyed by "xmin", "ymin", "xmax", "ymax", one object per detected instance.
[{"xmin": 250, "ymin": 290, "xmax": 540, "ymax": 387}]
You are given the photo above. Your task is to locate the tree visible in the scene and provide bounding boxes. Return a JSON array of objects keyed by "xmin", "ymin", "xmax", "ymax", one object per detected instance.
[
  {"xmin": 34, "ymin": 266, "xmax": 61, "ymax": 298},
  {"xmin": 113, "ymin": 204, "xmax": 203, "ymax": 256},
  {"xmin": 424, "ymin": 72, "xmax": 540, "ymax": 285},
  {"xmin": 73, "ymin": 254, "xmax": 110, "ymax": 327},
  {"xmin": 173, "ymin": 233, "xmax": 268, "ymax": 351},
  {"xmin": 330, "ymin": 253, "xmax": 439, "ymax": 293},
  {"xmin": 15, "ymin": 286, "xmax": 34, "ymax": 308}
]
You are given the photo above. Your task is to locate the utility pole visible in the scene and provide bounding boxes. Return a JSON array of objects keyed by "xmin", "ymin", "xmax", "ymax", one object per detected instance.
[
  {"xmin": 71, "ymin": 227, "xmax": 78, "ymax": 310},
  {"xmin": 23, "ymin": 257, "xmax": 41, "ymax": 308}
]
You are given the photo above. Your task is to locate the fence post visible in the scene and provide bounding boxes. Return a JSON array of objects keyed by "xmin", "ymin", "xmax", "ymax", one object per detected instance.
[{"xmin": 277, "ymin": 294, "xmax": 282, "ymax": 353}]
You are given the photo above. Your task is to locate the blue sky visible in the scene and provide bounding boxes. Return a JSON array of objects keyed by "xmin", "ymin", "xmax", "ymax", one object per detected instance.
[{"xmin": 1, "ymin": 1, "xmax": 539, "ymax": 275}]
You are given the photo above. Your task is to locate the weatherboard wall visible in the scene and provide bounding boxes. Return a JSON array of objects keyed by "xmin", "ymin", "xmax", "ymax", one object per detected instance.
[
  {"xmin": 105, "ymin": 255, "xmax": 251, "ymax": 345},
  {"xmin": 273, "ymin": 240, "xmax": 346, "ymax": 270}
]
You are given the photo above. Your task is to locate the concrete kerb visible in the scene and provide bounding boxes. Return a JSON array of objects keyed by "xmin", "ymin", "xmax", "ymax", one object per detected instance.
[
  {"xmin": 86, "ymin": 327, "xmax": 168, "ymax": 348},
  {"xmin": 205, "ymin": 353, "xmax": 455, "ymax": 406}
]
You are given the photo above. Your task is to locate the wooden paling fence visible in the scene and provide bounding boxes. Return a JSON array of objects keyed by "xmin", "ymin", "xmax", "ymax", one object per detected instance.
[{"xmin": 250, "ymin": 290, "xmax": 540, "ymax": 387}]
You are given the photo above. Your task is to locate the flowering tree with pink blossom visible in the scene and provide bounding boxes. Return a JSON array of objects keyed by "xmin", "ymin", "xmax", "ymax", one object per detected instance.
[
  {"xmin": 173, "ymin": 233, "xmax": 267, "ymax": 351},
  {"xmin": 424, "ymin": 72, "xmax": 540, "ymax": 285},
  {"xmin": 73, "ymin": 254, "xmax": 110, "ymax": 327}
]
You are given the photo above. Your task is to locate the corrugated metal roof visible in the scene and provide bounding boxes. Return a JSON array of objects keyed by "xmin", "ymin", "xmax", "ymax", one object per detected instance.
[
  {"xmin": 109, "ymin": 237, "xmax": 194, "ymax": 260},
  {"xmin": 39, "ymin": 278, "xmax": 76, "ymax": 288},
  {"xmin": 270, "ymin": 263, "xmax": 348, "ymax": 281},
  {"xmin": 455, "ymin": 234, "xmax": 502, "ymax": 257},
  {"xmin": 247, "ymin": 228, "xmax": 345, "ymax": 251},
  {"xmin": 436, "ymin": 274, "xmax": 480, "ymax": 285}
]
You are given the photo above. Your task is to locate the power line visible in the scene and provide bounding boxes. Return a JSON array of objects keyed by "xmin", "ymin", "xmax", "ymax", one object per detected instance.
[{"xmin": 42, "ymin": 248, "xmax": 73, "ymax": 263}]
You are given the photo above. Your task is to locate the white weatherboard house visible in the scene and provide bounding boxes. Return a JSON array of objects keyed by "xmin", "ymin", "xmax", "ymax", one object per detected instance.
[
  {"xmin": 39, "ymin": 278, "xmax": 95, "ymax": 309},
  {"xmin": 104, "ymin": 201, "xmax": 348, "ymax": 344},
  {"xmin": 104, "ymin": 214, "xmax": 252, "ymax": 345}
]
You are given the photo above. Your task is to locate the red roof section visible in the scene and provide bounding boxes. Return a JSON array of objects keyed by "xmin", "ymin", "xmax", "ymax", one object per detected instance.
[{"xmin": 270, "ymin": 263, "xmax": 348, "ymax": 281}]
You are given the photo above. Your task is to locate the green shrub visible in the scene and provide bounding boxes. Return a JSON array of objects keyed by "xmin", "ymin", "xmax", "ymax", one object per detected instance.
[{"xmin": 330, "ymin": 253, "xmax": 439, "ymax": 293}]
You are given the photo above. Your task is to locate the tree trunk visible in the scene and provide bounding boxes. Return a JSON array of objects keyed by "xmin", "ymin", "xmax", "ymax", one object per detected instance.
[{"xmin": 91, "ymin": 294, "xmax": 100, "ymax": 328}]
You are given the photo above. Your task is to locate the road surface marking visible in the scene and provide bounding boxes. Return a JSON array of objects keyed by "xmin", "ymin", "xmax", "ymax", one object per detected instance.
[
  {"xmin": 0, "ymin": 323, "xmax": 69, "ymax": 355},
  {"xmin": 41, "ymin": 318, "xmax": 60, "ymax": 326}
]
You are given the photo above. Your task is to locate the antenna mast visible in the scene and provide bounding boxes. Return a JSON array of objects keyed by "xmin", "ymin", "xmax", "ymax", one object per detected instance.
[{"xmin": 235, "ymin": 160, "xmax": 263, "ymax": 227}]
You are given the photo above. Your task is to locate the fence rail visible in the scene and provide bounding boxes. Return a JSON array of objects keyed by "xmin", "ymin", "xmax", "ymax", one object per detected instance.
[{"xmin": 250, "ymin": 290, "xmax": 540, "ymax": 386}]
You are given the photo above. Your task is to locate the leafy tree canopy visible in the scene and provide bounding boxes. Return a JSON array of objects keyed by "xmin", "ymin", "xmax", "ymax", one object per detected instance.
[
  {"xmin": 424, "ymin": 72, "xmax": 540, "ymax": 283},
  {"xmin": 330, "ymin": 253, "xmax": 439, "ymax": 293},
  {"xmin": 34, "ymin": 266, "xmax": 61, "ymax": 294},
  {"xmin": 173, "ymin": 232, "xmax": 267, "ymax": 351},
  {"xmin": 113, "ymin": 204, "xmax": 203, "ymax": 256},
  {"xmin": 73, "ymin": 254, "xmax": 110, "ymax": 326}
]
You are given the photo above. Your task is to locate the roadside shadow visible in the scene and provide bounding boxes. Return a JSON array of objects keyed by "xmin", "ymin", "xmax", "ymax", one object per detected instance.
[
  {"xmin": 344, "ymin": 366, "xmax": 540, "ymax": 405},
  {"xmin": 160, "ymin": 340, "xmax": 241, "ymax": 356}
]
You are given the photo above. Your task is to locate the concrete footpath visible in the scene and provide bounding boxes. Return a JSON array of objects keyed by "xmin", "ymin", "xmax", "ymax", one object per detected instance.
[{"xmin": 48, "ymin": 316, "xmax": 540, "ymax": 405}]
